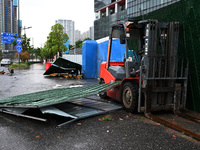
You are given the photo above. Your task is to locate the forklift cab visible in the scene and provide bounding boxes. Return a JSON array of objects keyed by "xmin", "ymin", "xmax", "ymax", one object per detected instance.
[{"xmin": 106, "ymin": 21, "xmax": 144, "ymax": 80}]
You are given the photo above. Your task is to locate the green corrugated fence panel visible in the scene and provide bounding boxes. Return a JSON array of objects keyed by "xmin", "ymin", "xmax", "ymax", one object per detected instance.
[
  {"xmin": 132, "ymin": 0, "xmax": 200, "ymax": 112},
  {"xmin": 0, "ymin": 82, "xmax": 120, "ymax": 108}
]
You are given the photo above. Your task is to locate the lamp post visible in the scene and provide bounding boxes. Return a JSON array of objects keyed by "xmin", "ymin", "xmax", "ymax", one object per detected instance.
[{"xmin": 22, "ymin": 26, "xmax": 32, "ymax": 35}]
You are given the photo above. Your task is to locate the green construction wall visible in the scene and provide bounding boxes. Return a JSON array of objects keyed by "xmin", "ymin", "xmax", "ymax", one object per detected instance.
[{"xmin": 131, "ymin": 0, "xmax": 200, "ymax": 112}]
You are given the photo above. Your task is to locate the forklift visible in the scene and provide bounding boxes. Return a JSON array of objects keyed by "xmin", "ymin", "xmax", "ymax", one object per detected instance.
[{"xmin": 99, "ymin": 20, "xmax": 188, "ymax": 117}]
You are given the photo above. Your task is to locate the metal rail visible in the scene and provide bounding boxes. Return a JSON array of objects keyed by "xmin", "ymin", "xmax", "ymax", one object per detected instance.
[
  {"xmin": 148, "ymin": 113, "xmax": 200, "ymax": 141},
  {"xmin": 174, "ymin": 111, "xmax": 200, "ymax": 124}
]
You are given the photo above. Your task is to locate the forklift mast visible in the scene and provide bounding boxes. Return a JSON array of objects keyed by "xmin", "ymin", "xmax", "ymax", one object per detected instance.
[
  {"xmin": 106, "ymin": 20, "xmax": 188, "ymax": 114},
  {"xmin": 137, "ymin": 20, "xmax": 188, "ymax": 115}
]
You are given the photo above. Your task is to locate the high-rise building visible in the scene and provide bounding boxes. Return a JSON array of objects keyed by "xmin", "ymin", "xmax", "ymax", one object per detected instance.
[
  {"xmin": 12, "ymin": 0, "xmax": 18, "ymax": 34},
  {"xmin": 89, "ymin": 26, "xmax": 94, "ymax": 40},
  {"xmin": 55, "ymin": 19, "xmax": 75, "ymax": 45},
  {"xmin": 0, "ymin": 0, "xmax": 18, "ymax": 57},
  {"xmin": 75, "ymin": 30, "xmax": 81, "ymax": 43},
  {"xmin": 81, "ymin": 30, "xmax": 90, "ymax": 41},
  {"xmin": 79, "ymin": 26, "xmax": 94, "ymax": 41},
  {"xmin": 0, "ymin": 0, "xmax": 3, "ymax": 50}
]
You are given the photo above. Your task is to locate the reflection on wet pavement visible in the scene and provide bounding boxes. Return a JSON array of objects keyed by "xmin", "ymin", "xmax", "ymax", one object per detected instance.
[{"xmin": 0, "ymin": 63, "xmax": 99, "ymax": 98}]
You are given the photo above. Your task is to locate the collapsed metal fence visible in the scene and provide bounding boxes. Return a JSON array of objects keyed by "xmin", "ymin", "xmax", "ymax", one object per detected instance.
[{"xmin": 0, "ymin": 82, "xmax": 120, "ymax": 108}]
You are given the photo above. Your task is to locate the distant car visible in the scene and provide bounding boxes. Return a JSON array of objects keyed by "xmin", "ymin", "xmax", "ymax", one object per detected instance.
[{"xmin": 1, "ymin": 58, "xmax": 12, "ymax": 66}]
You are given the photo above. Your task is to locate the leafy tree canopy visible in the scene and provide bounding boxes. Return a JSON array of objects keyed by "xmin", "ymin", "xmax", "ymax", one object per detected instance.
[
  {"xmin": 75, "ymin": 38, "xmax": 92, "ymax": 48},
  {"xmin": 41, "ymin": 23, "xmax": 69, "ymax": 59},
  {"xmin": 69, "ymin": 44, "xmax": 74, "ymax": 50},
  {"xmin": 14, "ymin": 51, "xmax": 29, "ymax": 62},
  {"xmin": 75, "ymin": 40, "xmax": 83, "ymax": 48},
  {"xmin": 83, "ymin": 38, "xmax": 92, "ymax": 41}
]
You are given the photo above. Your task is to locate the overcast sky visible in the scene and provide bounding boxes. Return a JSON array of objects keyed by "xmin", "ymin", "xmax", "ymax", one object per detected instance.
[{"xmin": 20, "ymin": 0, "xmax": 95, "ymax": 48}]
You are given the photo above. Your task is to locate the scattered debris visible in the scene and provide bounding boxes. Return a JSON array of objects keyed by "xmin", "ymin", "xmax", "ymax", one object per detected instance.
[
  {"xmin": 44, "ymin": 57, "xmax": 82, "ymax": 79},
  {"xmin": 102, "ymin": 116, "xmax": 113, "ymax": 121},
  {"xmin": 35, "ymin": 136, "xmax": 40, "ymax": 138},
  {"xmin": 0, "ymin": 69, "xmax": 14, "ymax": 75},
  {"xmin": 53, "ymin": 84, "xmax": 62, "ymax": 89}
]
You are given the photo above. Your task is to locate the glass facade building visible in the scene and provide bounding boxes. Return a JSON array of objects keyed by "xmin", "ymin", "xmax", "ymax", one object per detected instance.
[
  {"xmin": 127, "ymin": 0, "xmax": 180, "ymax": 18},
  {"xmin": 95, "ymin": 0, "xmax": 112, "ymax": 11},
  {"xmin": 94, "ymin": 0, "xmax": 180, "ymax": 40},
  {"xmin": 94, "ymin": 0, "xmax": 127, "ymax": 40}
]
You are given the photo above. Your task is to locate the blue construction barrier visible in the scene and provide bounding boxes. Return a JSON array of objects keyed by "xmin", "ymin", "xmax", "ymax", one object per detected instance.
[
  {"xmin": 82, "ymin": 39, "xmax": 126, "ymax": 78},
  {"xmin": 82, "ymin": 40, "xmax": 98, "ymax": 78}
]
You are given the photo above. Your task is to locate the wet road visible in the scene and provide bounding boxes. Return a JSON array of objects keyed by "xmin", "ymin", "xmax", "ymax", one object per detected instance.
[
  {"xmin": 0, "ymin": 63, "xmax": 200, "ymax": 150},
  {"xmin": 0, "ymin": 63, "xmax": 98, "ymax": 98}
]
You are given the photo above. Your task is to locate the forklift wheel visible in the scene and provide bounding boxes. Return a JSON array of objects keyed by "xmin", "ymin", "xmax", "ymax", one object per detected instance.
[
  {"xmin": 99, "ymin": 79, "xmax": 109, "ymax": 99},
  {"xmin": 122, "ymin": 82, "xmax": 138, "ymax": 113}
]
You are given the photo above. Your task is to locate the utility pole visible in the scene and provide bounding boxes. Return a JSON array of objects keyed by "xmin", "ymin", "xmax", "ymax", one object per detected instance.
[{"xmin": 18, "ymin": 0, "xmax": 20, "ymax": 64}]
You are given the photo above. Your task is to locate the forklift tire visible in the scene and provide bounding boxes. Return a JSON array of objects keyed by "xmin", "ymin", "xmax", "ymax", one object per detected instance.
[
  {"xmin": 99, "ymin": 79, "xmax": 109, "ymax": 99},
  {"xmin": 122, "ymin": 82, "xmax": 138, "ymax": 113}
]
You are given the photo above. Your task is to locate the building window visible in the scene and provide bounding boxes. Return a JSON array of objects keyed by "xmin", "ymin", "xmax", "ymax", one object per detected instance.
[
  {"xmin": 101, "ymin": 10, "xmax": 106, "ymax": 17},
  {"xmin": 95, "ymin": 12, "xmax": 100, "ymax": 20},
  {"xmin": 110, "ymin": 7, "xmax": 115, "ymax": 15},
  {"xmin": 119, "ymin": 3, "xmax": 125, "ymax": 11},
  {"xmin": 127, "ymin": 0, "xmax": 180, "ymax": 17}
]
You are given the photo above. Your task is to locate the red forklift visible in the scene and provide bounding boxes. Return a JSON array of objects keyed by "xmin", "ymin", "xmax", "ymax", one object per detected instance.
[{"xmin": 99, "ymin": 20, "xmax": 188, "ymax": 117}]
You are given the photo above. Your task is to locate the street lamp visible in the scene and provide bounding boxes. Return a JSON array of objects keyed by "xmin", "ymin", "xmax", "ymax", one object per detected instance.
[{"xmin": 22, "ymin": 26, "xmax": 32, "ymax": 35}]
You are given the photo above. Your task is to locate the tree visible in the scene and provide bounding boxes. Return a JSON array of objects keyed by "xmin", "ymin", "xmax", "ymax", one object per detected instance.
[
  {"xmin": 75, "ymin": 38, "xmax": 92, "ymax": 48},
  {"xmin": 69, "ymin": 44, "xmax": 74, "ymax": 50},
  {"xmin": 41, "ymin": 23, "xmax": 69, "ymax": 60},
  {"xmin": 75, "ymin": 40, "xmax": 83, "ymax": 48},
  {"xmin": 29, "ymin": 45, "xmax": 35, "ymax": 61},
  {"xmin": 35, "ymin": 47, "xmax": 42, "ymax": 61},
  {"xmin": 41, "ymin": 43, "xmax": 54, "ymax": 61},
  {"xmin": 12, "ymin": 34, "xmax": 32, "ymax": 62},
  {"xmin": 0, "ymin": 52, "xmax": 2, "ymax": 60},
  {"xmin": 83, "ymin": 38, "xmax": 92, "ymax": 41},
  {"xmin": 14, "ymin": 51, "xmax": 29, "ymax": 62}
]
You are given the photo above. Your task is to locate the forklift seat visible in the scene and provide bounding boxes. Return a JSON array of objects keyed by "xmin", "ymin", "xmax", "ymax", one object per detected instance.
[{"xmin": 108, "ymin": 65, "xmax": 126, "ymax": 81}]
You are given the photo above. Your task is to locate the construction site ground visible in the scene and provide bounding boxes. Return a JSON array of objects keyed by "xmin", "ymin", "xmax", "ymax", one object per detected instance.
[{"xmin": 0, "ymin": 64, "xmax": 200, "ymax": 150}]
